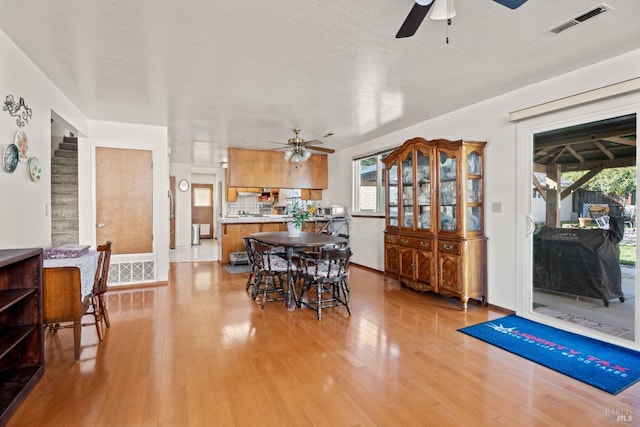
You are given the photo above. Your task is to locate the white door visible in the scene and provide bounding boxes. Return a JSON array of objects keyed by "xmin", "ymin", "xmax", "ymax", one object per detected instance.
[{"xmin": 516, "ymin": 98, "xmax": 640, "ymax": 350}]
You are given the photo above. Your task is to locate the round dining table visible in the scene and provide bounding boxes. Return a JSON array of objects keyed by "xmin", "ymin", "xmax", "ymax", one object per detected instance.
[{"xmin": 250, "ymin": 231, "xmax": 348, "ymax": 308}]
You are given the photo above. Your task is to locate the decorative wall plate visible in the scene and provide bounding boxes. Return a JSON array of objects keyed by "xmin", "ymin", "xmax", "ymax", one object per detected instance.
[
  {"xmin": 27, "ymin": 157, "xmax": 41, "ymax": 182},
  {"xmin": 14, "ymin": 130, "xmax": 29, "ymax": 162},
  {"xmin": 3, "ymin": 144, "xmax": 19, "ymax": 173}
]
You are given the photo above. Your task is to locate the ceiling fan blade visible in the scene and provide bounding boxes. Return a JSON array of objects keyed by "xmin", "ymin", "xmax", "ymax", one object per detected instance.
[
  {"xmin": 492, "ymin": 0, "xmax": 528, "ymax": 9},
  {"xmin": 302, "ymin": 139, "xmax": 323, "ymax": 146},
  {"xmin": 306, "ymin": 146, "xmax": 335, "ymax": 154},
  {"xmin": 396, "ymin": 2, "xmax": 433, "ymax": 39}
]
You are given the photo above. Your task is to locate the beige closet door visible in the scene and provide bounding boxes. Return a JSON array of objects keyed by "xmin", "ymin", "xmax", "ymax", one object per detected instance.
[{"xmin": 96, "ymin": 147, "xmax": 153, "ymax": 254}]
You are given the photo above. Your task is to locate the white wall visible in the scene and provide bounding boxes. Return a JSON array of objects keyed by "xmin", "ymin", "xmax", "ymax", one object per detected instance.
[
  {"xmin": 334, "ymin": 48, "xmax": 640, "ymax": 311},
  {"xmin": 0, "ymin": 29, "xmax": 87, "ymax": 249},
  {"xmin": 78, "ymin": 120, "xmax": 170, "ymax": 282}
]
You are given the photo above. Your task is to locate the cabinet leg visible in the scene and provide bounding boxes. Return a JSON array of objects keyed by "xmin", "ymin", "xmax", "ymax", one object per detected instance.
[{"xmin": 461, "ymin": 297, "xmax": 469, "ymax": 312}]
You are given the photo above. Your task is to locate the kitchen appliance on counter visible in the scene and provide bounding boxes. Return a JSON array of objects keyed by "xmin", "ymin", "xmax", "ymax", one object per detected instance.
[{"xmin": 329, "ymin": 205, "xmax": 346, "ymax": 217}]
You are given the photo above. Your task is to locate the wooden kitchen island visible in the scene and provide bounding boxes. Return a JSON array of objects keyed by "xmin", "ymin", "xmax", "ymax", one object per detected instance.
[{"xmin": 219, "ymin": 216, "xmax": 334, "ymax": 264}]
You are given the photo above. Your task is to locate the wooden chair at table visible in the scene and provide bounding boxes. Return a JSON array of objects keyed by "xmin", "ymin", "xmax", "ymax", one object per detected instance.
[
  {"xmin": 243, "ymin": 236, "xmax": 258, "ymax": 294},
  {"xmin": 295, "ymin": 246, "xmax": 352, "ymax": 320},
  {"xmin": 44, "ymin": 241, "xmax": 112, "ymax": 360},
  {"xmin": 85, "ymin": 241, "xmax": 112, "ymax": 340},
  {"xmin": 249, "ymin": 239, "xmax": 288, "ymax": 308}
]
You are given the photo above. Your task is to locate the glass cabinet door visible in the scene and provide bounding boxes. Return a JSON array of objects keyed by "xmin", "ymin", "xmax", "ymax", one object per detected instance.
[
  {"xmin": 401, "ymin": 152, "xmax": 414, "ymax": 229},
  {"xmin": 416, "ymin": 150, "xmax": 431, "ymax": 230},
  {"xmin": 466, "ymin": 150, "xmax": 482, "ymax": 232},
  {"xmin": 388, "ymin": 163, "xmax": 398, "ymax": 227},
  {"xmin": 439, "ymin": 151, "xmax": 457, "ymax": 232}
]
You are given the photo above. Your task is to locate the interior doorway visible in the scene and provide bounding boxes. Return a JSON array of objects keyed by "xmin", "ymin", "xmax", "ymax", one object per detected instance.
[{"xmin": 191, "ymin": 184, "xmax": 214, "ymax": 239}]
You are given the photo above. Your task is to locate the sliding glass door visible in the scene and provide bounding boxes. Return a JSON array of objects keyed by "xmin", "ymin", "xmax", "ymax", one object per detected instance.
[{"xmin": 516, "ymin": 99, "xmax": 639, "ymax": 349}]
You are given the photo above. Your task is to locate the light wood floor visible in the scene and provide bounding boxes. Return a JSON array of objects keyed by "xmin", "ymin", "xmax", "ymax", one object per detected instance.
[{"xmin": 8, "ymin": 263, "xmax": 639, "ymax": 426}]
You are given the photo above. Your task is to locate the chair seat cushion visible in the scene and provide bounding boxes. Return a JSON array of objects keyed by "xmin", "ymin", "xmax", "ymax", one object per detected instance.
[
  {"xmin": 261, "ymin": 254, "xmax": 293, "ymax": 272},
  {"xmin": 300, "ymin": 260, "xmax": 343, "ymax": 278}
]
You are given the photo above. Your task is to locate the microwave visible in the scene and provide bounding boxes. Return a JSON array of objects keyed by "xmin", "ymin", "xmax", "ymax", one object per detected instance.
[{"xmin": 330, "ymin": 205, "xmax": 346, "ymax": 216}]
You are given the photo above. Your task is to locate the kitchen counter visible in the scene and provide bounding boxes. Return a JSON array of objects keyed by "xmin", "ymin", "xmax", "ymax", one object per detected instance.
[
  {"xmin": 218, "ymin": 215, "xmax": 340, "ymax": 224},
  {"xmin": 218, "ymin": 215, "xmax": 345, "ymax": 263}
]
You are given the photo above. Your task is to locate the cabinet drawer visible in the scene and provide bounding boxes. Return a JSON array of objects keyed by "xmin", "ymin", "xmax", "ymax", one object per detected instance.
[
  {"xmin": 416, "ymin": 239, "xmax": 432, "ymax": 251},
  {"xmin": 384, "ymin": 234, "xmax": 397, "ymax": 244},
  {"xmin": 398, "ymin": 236, "xmax": 418, "ymax": 247},
  {"xmin": 438, "ymin": 241, "xmax": 461, "ymax": 255}
]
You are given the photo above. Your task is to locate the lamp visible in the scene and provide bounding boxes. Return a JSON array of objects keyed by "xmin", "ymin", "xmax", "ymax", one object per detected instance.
[
  {"xmin": 415, "ymin": 0, "xmax": 433, "ymax": 5},
  {"xmin": 284, "ymin": 148, "xmax": 294, "ymax": 161},
  {"xmin": 430, "ymin": 0, "xmax": 456, "ymax": 20},
  {"xmin": 284, "ymin": 143, "xmax": 312, "ymax": 162}
]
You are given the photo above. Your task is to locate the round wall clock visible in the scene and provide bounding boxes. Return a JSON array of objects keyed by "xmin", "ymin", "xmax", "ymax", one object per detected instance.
[{"xmin": 179, "ymin": 179, "xmax": 190, "ymax": 192}]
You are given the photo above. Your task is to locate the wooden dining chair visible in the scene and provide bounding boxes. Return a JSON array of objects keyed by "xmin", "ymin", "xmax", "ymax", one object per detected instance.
[
  {"xmin": 86, "ymin": 241, "xmax": 112, "ymax": 340},
  {"xmin": 250, "ymin": 239, "xmax": 288, "ymax": 308},
  {"xmin": 295, "ymin": 247, "xmax": 352, "ymax": 320},
  {"xmin": 243, "ymin": 236, "xmax": 257, "ymax": 293},
  {"xmin": 44, "ymin": 241, "xmax": 112, "ymax": 359}
]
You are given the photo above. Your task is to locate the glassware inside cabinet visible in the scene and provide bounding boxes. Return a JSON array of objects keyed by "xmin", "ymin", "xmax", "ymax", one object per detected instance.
[
  {"xmin": 467, "ymin": 150, "xmax": 481, "ymax": 175},
  {"xmin": 467, "ymin": 206, "xmax": 482, "ymax": 231},
  {"xmin": 439, "ymin": 151, "xmax": 456, "ymax": 181},
  {"xmin": 400, "ymin": 152, "xmax": 414, "ymax": 228},
  {"xmin": 388, "ymin": 163, "xmax": 398, "ymax": 226},
  {"xmin": 467, "ymin": 178, "xmax": 482, "ymax": 203},
  {"xmin": 418, "ymin": 206, "xmax": 431, "ymax": 229},
  {"xmin": 402, "ymin": 185, "xmax": 414, "ymax": 228},
  {"xmin": 416, "ymin": 150, "xmax": 430, "ymax": 184},
  {"xmin": 440, "ymin": 205, "xmax": 456, "ymax": 231}
]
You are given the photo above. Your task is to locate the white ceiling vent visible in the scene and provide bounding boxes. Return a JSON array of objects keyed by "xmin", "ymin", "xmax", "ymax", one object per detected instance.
[{"xmin": 549, "ymin": 4, "xmax": 612, "ymax": 34}]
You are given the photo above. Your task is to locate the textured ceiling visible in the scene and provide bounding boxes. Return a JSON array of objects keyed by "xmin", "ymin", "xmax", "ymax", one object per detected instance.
[{"xmin": 1, "ymin": 0, "xmax": 640, "ymax": 166}]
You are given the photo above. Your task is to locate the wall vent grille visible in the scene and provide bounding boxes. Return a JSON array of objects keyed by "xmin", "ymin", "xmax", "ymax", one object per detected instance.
[
  {"xmin": 549, "ymin": 4, "xmax": 612, "ymax": 34},
  {"xmin": 108, "ymin": 256, "xmax": 156, "ymax": 285}
]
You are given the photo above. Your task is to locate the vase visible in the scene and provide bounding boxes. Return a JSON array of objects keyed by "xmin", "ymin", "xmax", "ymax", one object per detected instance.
[{"xmin": 287, "ymin": 221, "xmax": 302, "ymax": 237}]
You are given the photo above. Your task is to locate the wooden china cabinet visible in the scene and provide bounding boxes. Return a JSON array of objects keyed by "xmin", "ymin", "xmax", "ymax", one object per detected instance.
[{"xmin": 383, "ymin": 138, "xmax": 487, "ymax": 311}]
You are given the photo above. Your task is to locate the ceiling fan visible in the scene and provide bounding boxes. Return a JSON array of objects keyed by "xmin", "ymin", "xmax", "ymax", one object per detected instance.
[
  {"xmin": 268, "ymin": 128, "xmax": 335, "ymax": 163},
  {"xmin": 396, "ymin": 0, "xmax": 528, "ymax": 39}
]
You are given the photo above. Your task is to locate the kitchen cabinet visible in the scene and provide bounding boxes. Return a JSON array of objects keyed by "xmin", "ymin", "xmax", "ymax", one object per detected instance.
[
  {"xmin": 301, "ymin": 189, "xmax": 322, "ymax": 200},
  {"xmin": 228, "ymin": 148, "xmax": 328, "ymax": 189},
  {"xmin": 225, "ymin": 187, "xmax": 262, "ymax": 202},
  {"xmin": 220, "ymin": 221, "xmax": 292, "ymax": 263},
  {"xmin": 0, "ymin": 248, "xmax": 44, "ymax": 425},
  {"xmin": 220, "ymin": 220, "xmax": 319, "ymax": 263},
  {"xmin": 383, "ymin": 138, "xmax": 487, "ymax": 310}
]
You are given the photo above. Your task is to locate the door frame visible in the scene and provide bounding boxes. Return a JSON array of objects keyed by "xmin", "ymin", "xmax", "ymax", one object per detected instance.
[{"xmin": 515, "ymin": 96, "xmax": 640, "ymax": 350}]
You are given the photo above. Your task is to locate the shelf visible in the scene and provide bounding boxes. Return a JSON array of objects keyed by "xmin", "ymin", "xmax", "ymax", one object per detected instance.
[
  {"xmin": 0, "ymin": 289, "xmax": 37, "ymax": 314},
  {"xmin": 0, "ymin": 365, "xmax": 44, "ymax": 426},
  {"xmin": 0, "ymin": 326, "xmax": 37, "ymax": 360}
]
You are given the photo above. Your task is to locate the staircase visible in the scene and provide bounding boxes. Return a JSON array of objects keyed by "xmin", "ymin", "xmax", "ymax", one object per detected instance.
[{"xmin": 51, "ymin": 136, "xmax": 79, "ymax": 247}]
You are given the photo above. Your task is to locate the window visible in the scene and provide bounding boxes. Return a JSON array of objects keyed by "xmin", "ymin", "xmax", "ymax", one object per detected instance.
[
  {"xmin": 353, "ymin": 150, "xmax": 391, "ymax": 214},
  {"xmin": 193, "ymin": 186, "xmax": 212, "ymax": 207}
]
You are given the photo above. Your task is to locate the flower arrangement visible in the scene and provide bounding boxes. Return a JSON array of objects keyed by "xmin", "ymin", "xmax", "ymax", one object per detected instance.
[{"xmin": 288, "ymin": 200, "xmax": 316, "ymax": 229}]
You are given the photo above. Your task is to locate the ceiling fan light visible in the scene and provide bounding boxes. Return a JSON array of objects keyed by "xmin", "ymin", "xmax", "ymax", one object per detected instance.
[
  {"xmin": 302, "ymin": 150, "xmax": 311, "ymax": 161},
  {"xmin": 415, "ymin": 0, "xmax": 433, "ymax": 6},
  {"xmin": 284, "ymin": 148, "xmax": 293, "ymax": 161},
  {"xmin": 430, "ymin": 0, "xmax": 456, "ymax": 20}
]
